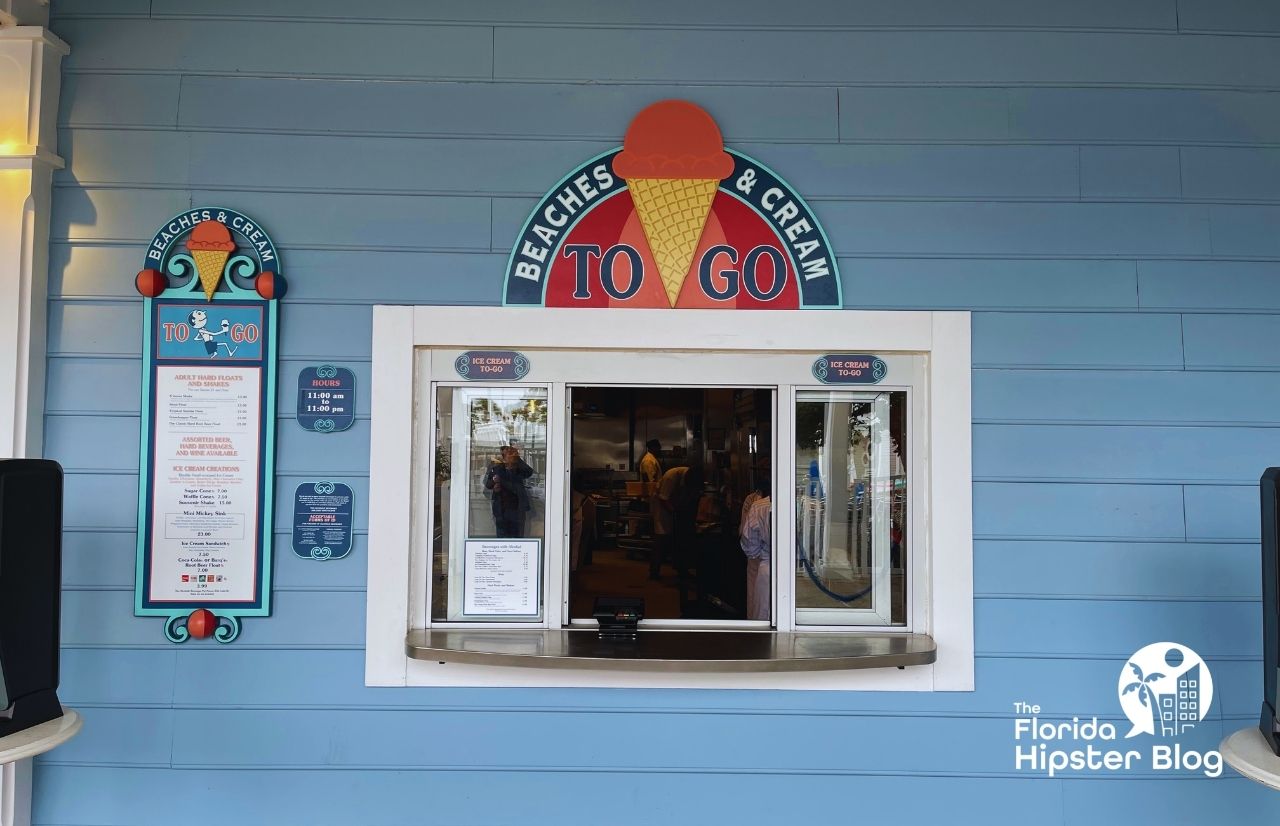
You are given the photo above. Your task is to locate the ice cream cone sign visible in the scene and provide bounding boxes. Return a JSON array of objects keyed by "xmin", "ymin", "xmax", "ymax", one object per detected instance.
[
  {"xmin": 614, "ymin": 101, "xmax": 735, "ymax": 307},
  {"xmin": 503, "ymin": 100, "xmax": 841, "ymax": 309},
  {"xmin": 187, "ymin": 220, "xmax": 237, "ymax": 301}
]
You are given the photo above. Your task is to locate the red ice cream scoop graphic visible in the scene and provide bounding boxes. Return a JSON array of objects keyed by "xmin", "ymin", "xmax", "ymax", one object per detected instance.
[
  {"xmin": 186, "ymin": 220, "xmax": 237, "ymax": 301},
  {"xmin": 614, "ymin": 101, "xmax": 734, "ymax": 307}
]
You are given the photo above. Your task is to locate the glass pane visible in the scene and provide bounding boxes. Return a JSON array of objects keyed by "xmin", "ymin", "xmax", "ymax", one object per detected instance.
[
  {"xmin": 795, "ymin": 390, "xmax": 907, "ymax": 626},
  {"xmin": 431, "ymin": 385, "xmax": 549, "ymax": 622},
  {"xmin": 567, "ymin": 386, "xmax": 772, "ymax": 623}
]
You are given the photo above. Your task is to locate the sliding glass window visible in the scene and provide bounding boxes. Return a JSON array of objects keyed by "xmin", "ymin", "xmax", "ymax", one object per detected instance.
[
  {"xmin": 431, "ymin": 385, "xmax": 550, "ymax": 623},
  {"xmin": 794, "ymin": 390, "xmax": 907, "ymax": 627}
]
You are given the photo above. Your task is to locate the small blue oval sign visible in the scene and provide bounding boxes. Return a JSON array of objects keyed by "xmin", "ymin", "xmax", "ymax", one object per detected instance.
[
  {"xmin": 812, "ymin": 355, "xmax": 887, "ymax": 384},
  {"xmin": 455, "ymin": 351, "xmax": 530, "ymax": 381}
]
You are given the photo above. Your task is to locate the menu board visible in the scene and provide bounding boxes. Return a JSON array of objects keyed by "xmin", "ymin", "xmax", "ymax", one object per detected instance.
[
  {"xmin": 136, "ymin": 298, "xmax": 276, "ymax": 638},
  {"xmin": 132, "ymin": 208, "xmax": 283, "ymax": 644},
  {"xmin": 149, "ymin": 363, "xmax": 260, "ymax": 600},
  {"xmin": 463, "ymin": 539, "xmax": 540, "ymax": 616}
]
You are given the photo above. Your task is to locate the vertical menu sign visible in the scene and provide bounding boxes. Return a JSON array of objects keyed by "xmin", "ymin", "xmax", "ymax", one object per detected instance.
[{"xmin": 133, "ymin": 209, "xmax": 286, "ymax": 644}]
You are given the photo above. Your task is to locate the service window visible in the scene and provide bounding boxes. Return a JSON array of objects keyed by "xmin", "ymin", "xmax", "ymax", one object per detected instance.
[
  {"xmin": 419, "ymin": 352, "xmax": 920, "ymax": 634},
  {"xmin": 431, "ymin": 385, "xmax": 550, "ymax": 622},
  {"xmin": 366, "ymin": 307, "xmax": 973, "ymax": 691}
]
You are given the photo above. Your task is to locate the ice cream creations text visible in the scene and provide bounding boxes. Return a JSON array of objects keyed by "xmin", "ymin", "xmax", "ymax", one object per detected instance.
[
  {"xmin": 1012, "ymin": 703, "xmax": 1222, "ymax": 778},
  {"xmin": 503, "ymin": 100, "xmax": 840, "ymax": 309}
]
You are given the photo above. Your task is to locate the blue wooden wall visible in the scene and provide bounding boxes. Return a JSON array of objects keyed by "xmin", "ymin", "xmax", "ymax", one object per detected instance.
[{"xmin": 36, "ymin": 0, "xmax": 1280, "ymax": 822}]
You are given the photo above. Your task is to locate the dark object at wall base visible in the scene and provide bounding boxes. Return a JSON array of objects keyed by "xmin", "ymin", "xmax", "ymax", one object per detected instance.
[
  {"xmin": 0, "ymin": 689, "xmax": 63, "ymax": 739},
  {"xmin": 0, "ymin": 459, "xmax": 65, "ymax": 740},
  {"xmin": 1260, "ymin": 469, "xmax": 1280, "ymax": 754},
  {"xmin": 1262, "ymin": 702, "xmax": 1280, "ymax": 757}
]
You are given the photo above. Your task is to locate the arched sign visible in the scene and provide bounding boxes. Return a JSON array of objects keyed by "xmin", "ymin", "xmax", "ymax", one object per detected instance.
[{"xmin": 504, "ymin": 100, "xmax": 841, "ymax": 309}]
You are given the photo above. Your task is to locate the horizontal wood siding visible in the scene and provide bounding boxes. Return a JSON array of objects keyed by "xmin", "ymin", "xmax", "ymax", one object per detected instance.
[{"xmin": 38, "ymin": 1, "xmax": 1280, "ymax": 822}]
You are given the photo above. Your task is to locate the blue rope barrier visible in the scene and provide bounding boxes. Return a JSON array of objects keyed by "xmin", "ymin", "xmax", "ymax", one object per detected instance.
[{"xmin": 798, "ymin": 547, "xmax": 874, "ymax": 604}]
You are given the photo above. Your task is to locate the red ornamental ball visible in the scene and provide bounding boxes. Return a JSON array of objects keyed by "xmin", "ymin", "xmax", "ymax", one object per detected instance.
[
  {"xmin": 187, "ymin": 608, "xmax": 217, "ymax": 640},
  {"xmin": 135, "ymin": 269, "xmax": 166, "ymax": 297},
  {"xmin": 255, "ymin": 270, "xmax": 285, "ymax": 300}
]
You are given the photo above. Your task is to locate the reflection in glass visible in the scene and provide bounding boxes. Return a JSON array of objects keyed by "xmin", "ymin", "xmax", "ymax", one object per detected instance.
[
  {"xmin": 566, "ymin": 387, "xmax": 772, "ymax": 622},
  {"xmin": 432, "ymin": 386, "xmax": 549, "ymax": 622},
  {"xmin": 795, "ymin": 391, "xmax": 906, "ymax": 626}
]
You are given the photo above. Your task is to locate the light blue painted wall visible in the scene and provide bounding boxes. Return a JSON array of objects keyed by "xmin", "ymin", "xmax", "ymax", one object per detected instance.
[{"xmin": 37, "ymin": 1, "xmax": 1280, "ymax": 822}]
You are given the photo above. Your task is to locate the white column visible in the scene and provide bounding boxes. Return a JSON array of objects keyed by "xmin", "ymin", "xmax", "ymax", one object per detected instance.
[
  {"xmin": 0, "ymin": 25, "xmax": 66, "ymax": 459},
  {"xmin": 0, "ymin": 22, "xmax": 68, "ymax": 826}
]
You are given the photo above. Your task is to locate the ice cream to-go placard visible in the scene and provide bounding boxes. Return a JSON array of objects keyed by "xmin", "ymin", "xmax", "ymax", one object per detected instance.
[
  {"xmin": 454, "ymin": 351, "xmax": 530, "ymax": 381},
  {"xmin": 812, "ymin": 355, "xmax": 888, "ymax": 385}
]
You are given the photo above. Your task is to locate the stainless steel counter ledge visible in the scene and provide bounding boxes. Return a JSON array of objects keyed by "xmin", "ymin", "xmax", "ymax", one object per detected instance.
[{"xmin": 405, "ymin": 629, "xmax": 936, "ymax": 672}]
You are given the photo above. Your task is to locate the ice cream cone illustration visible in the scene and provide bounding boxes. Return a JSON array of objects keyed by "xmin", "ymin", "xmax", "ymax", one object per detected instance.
[
  {"xmin": 186, "ymin": 220, "xmax": 236, "ymax": 301},
  {"xmin": 614, "ymin": 101, "xmax": 734, "ymax": 307}
]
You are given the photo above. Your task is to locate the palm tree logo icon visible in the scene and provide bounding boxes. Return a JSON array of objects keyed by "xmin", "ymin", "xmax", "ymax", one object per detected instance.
[
  {"xmin": 1116, "ymin": 642, "xmax": 1213, "ymax": 739},
  {"xmin": 1122, "ymin": 660, "xmax": 1165, "ymax": 736}
]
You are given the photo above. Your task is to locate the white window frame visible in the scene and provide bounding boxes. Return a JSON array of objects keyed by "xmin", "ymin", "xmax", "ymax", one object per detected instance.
[{"xmin": 366, "ymin": 306, "xmax": 973, "ymax": 691}]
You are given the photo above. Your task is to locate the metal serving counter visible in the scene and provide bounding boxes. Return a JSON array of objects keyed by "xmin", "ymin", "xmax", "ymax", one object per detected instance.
[{"xmin": 405, "ymin": 629, "xmax": 936, "ymax": 672}]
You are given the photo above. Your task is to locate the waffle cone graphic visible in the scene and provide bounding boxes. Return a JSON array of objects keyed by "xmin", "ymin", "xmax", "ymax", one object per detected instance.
[
  {"xmin": 626, "ymin": 177, "xmax": 719, "ymax": 307},
  {"xmin": 191, "ymin": 249, "xmax": 230, "ymax": 301},
  {"xmin": 185, "ymin": 220, "xmax": 237, "ymax": 301},
  {"xmin": 613, "ymin": 101, "xmax": 734, "ymax": 307}
]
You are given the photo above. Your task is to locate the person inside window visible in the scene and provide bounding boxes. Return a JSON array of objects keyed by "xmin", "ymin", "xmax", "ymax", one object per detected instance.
[
  {"xmin": 569, "ymin": 471, "xmax": 594, "ymax": 572},
  {"xmin": 740, "ymin": 477, "xmax": 772, "ymax": 621},
  {"xmin": 483, "ymin": 444, "xmax": 533, "ymax": 537},
  {"xmin": 640, "ymin": 439, "xmax": 663, "ymax": 493},
  {"xmin": 654, "ymin": 460, "xmax": 703, "ymax": 587},
  {"xmin": 651, "ymin": 463, "xmax": 681, "ymax": 581},
  {"xmin": 640, "ymin": 439, "xmax": 664, "ymax": 579}
]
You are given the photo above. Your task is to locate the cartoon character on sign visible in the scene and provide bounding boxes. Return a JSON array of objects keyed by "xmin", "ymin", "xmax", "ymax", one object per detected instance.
[{"xmin": 187, "ymin": 309, "xmax": 238, "ymax": 358}]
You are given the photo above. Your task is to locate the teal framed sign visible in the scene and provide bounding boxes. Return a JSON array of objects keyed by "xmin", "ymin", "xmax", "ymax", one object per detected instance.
[{"xmin": 132, "ymin": 209, "xmax": 286, "ymax": 643}]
